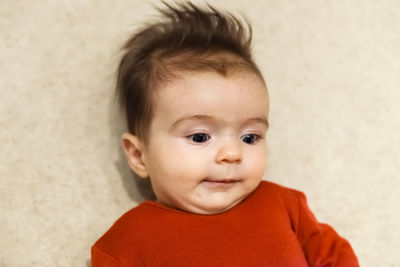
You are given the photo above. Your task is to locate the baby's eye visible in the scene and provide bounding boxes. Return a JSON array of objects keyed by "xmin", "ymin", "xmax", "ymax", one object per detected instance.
[
  {"xmin": 188, "ymin": 133, "xmax": 210, "ymax": 143},
  {"xmin": 241, "ymin": 134, "xmax": 260, "ymax": 144}
]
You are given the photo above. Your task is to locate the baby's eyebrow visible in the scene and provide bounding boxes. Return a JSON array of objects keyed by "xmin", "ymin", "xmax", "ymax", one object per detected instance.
[
  {"xmin": 169, "ymin": 115, "xmax": 215, "ymax": 132},
  {"xmin": 245, "ymin": 117, "xmax": 269, "ymax": 129},
  {"xmin": 169, "ymin": 114, "xmax": 269, "ymax": 131}
]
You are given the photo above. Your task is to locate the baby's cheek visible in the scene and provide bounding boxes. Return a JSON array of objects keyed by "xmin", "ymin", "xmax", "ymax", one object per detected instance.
[
  {"xmin": 248, "ymin": 153, "xmax": 266, "ymax": 176},
  {"xmin": 165, "ymin": 151, "xmax": 206, "ymax": 176}
]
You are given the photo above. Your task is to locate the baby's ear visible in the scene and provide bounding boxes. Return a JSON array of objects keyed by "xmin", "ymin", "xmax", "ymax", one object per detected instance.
[{"xmin": 121, "ymin": 133, "xmax": 149, "ymax": 178}]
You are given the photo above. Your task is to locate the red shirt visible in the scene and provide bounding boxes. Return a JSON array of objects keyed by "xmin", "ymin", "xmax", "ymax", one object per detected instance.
[{"xmin": 92, "ymin": 181, "xmax": 359, "ymax": 266}]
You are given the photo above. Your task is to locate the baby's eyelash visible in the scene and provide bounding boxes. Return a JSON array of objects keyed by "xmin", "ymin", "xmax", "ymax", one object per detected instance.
[
  {"xmin": 185, "ymin": 133, "xmax": 263, "ymax": 145},
  {"xmin": 241, "ymin": 134, "xmax": 262, "ymax": 144}
]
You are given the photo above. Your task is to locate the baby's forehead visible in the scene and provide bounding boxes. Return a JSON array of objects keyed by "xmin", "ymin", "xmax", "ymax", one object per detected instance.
[{"xmin": 150, "ymin": 70, "xmax": 269, "ymax": 128}]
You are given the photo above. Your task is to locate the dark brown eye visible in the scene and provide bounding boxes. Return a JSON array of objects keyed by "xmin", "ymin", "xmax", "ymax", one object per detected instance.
[
  {"xmin": 241, "ymin": 134, "xmax": 259, "ymax": 144},
  {"xmin": 189, "ymin": 133, "xmax": 210, "ymax": 143}
]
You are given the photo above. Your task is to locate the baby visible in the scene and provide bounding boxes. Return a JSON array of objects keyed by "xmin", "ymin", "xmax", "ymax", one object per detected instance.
[{"xmin": 92, "ymin": 2, "xmax": 359, "ymax": 266}]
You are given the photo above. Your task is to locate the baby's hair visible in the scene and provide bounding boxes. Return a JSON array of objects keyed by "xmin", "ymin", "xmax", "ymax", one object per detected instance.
[{"xmin": 116, "ymin": 1, "xmax": 263, "ymax": 143}]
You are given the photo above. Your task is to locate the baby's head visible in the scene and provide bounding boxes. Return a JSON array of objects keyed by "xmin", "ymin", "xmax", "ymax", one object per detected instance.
[{"xmin": 118, "ymin": 2, "xmax": 269, "ymax": 214}]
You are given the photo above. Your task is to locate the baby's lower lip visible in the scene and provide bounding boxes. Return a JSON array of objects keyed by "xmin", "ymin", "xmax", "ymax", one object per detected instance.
[{"xmin": 202, "ymin": 179, "xmax": 239, "ymax": 187}]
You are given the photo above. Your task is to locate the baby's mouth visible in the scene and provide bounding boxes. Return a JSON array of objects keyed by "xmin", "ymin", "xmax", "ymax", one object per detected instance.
[
  {"xmin": 204, "ymin": 178, "xmax": 239, "ymax": 183},
  {"xmin": 201, "ymin": 178, "xmax": 240, "ymax": 187}
]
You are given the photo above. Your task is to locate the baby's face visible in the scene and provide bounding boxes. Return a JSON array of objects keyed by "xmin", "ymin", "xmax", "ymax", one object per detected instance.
[{"xmin": 141, "ymin": 71, "xmax": 269, "ymax": 214}]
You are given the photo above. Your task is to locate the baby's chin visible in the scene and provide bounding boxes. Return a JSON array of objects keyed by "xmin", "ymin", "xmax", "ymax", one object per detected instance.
[{"xmin": 180, "ymin": 195, "xmax": 247, "ymax": 215}]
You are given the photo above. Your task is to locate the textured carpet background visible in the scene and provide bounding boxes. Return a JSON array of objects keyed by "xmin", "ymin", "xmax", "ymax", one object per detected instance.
[{"xmin": 1, "ymin": 1, "xmax": 399, "ymax": 266}]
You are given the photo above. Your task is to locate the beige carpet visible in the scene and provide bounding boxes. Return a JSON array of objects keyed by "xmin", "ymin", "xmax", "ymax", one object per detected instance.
[{"xmin": 1, "ymin": 1, "xmax": 399, "ymax": 266}]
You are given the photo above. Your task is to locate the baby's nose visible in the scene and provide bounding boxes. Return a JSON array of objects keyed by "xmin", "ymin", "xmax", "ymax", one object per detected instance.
[{"xmin": 215, "ymin": 139, "xmax": 242, "ymax": 164}]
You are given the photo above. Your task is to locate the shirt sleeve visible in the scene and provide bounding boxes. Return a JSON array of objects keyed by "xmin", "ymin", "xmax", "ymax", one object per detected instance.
[
  {"xmin": 294, "ymin": 192, "xmax": 360, "ymax": 267},
  {"xmin": 91, "ymin": 245, "xmax": 125, "ymax": 267}
]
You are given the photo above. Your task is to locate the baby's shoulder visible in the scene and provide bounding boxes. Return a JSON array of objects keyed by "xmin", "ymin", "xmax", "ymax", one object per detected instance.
[
  {"xmin": 256, "ymin": 180, "xmax": 305, "ymax": 202},
  {"xmin": 247, "ymin": 180, "xmax": 310, "ymax": 227},
  {"xmin": 92, "ymin": 202, "xmax": 160, "ymax": 257},
  {"xmin": 102, "ymin": 201, "xmax": 159, "ymax": 235}
]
